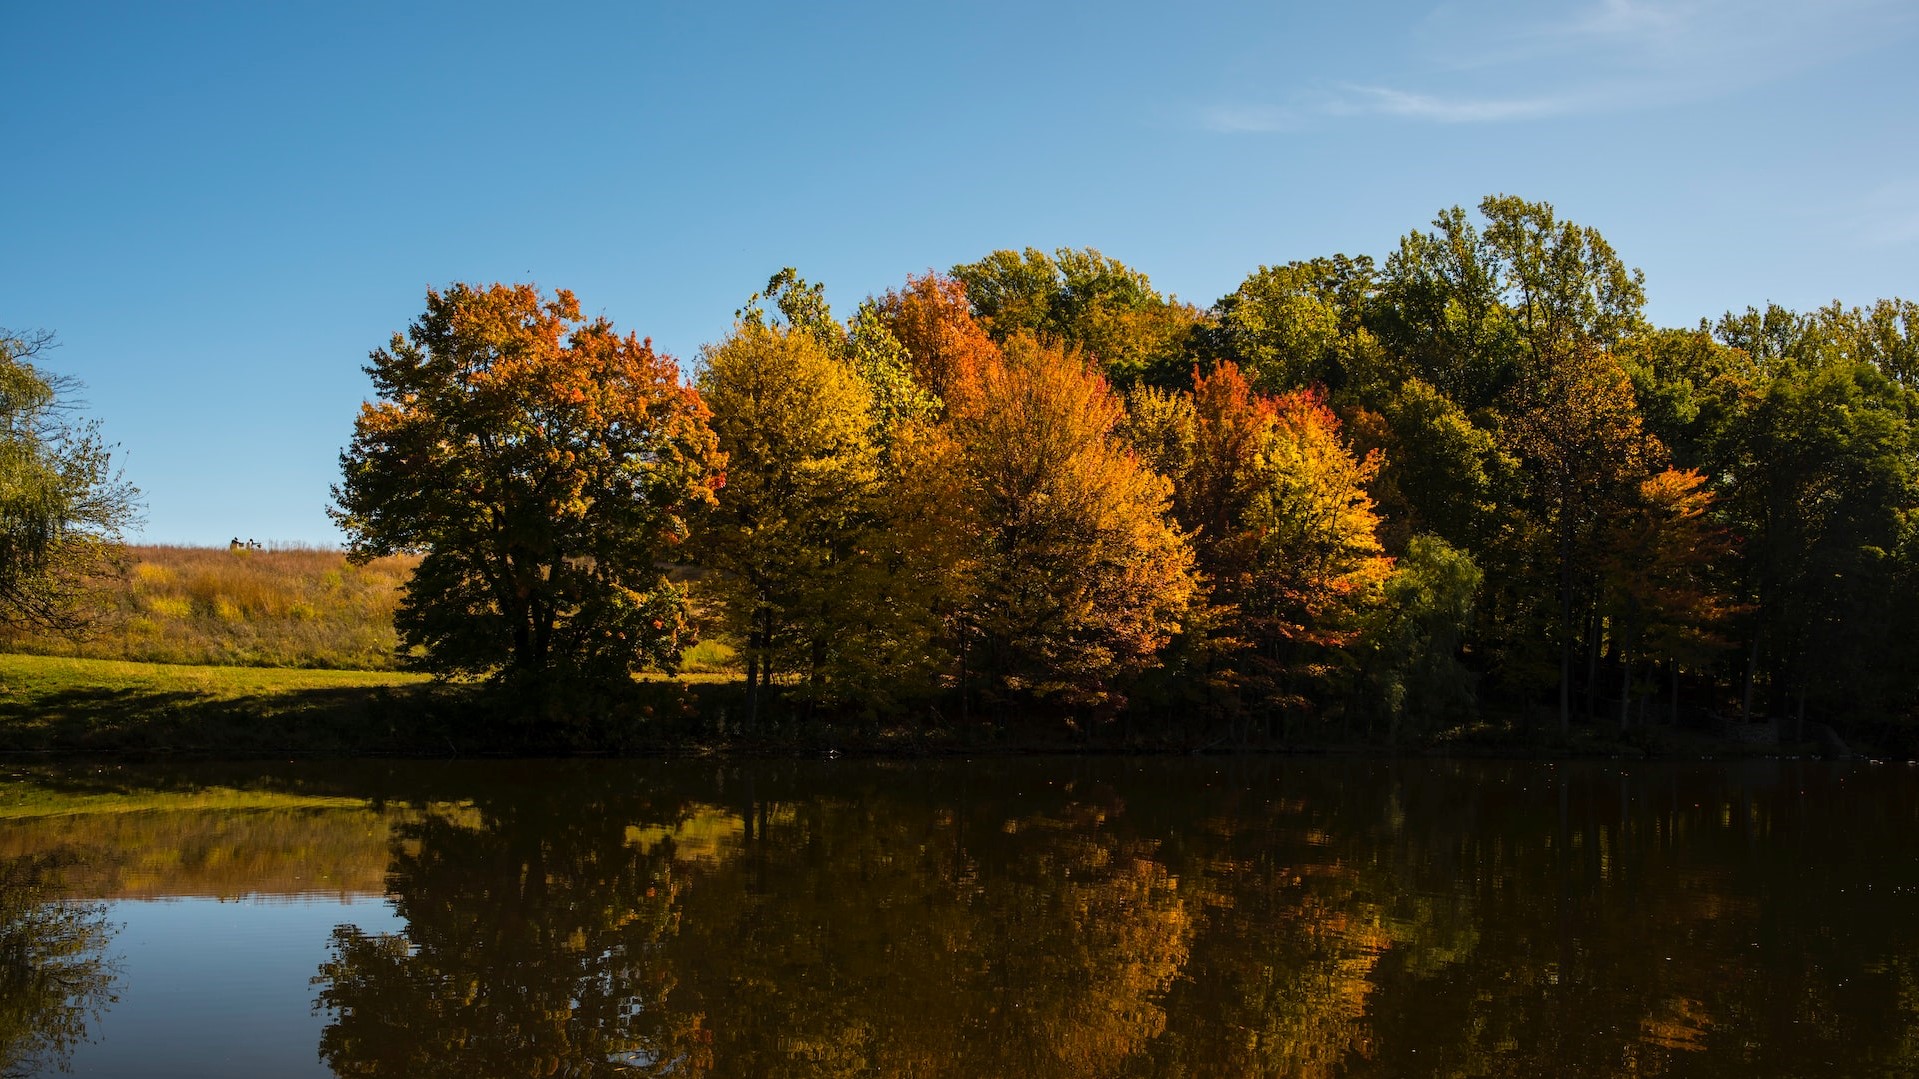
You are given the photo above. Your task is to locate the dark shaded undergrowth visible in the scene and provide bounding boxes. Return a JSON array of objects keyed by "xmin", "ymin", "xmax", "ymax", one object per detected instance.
[{"xmin": 2, "ymin": 654, "xmax": 1900, "ymax": 762}]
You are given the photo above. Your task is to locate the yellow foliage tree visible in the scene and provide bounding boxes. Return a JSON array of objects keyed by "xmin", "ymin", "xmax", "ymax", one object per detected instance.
[{"xmin": 697, "ymin": 322, "xmax": 888, "ymax": 721}]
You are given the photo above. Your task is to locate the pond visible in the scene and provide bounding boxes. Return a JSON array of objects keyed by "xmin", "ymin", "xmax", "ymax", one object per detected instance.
[{"xmin": 2, "ymin": 756, "xmax": 1915, "ymax": 1076}]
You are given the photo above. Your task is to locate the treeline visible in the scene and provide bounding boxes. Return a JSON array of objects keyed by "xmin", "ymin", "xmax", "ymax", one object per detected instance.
[{"xmin": 336, "ymin": 195, "xmax": 1919, "ymax": 748}]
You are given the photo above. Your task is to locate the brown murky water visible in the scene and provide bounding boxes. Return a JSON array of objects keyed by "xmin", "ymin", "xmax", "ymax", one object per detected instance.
[{"xmin": 3, "ymin": 756, "xmax": 1915, "ymax": 1076}]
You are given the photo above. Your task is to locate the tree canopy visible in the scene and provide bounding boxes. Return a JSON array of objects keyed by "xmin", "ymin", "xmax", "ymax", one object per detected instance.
[
  {"xmin": 332, "ymin": 284, "xmax": 721, "ymax": 683},
  {"xmin": 320, "ymin": 195, "xmax": 1919, "ymax": 751}
]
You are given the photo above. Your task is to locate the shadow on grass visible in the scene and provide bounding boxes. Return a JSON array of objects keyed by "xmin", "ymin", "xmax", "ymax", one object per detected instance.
[
  {"xmin": 0, "ymin": 675, "xmax": 759, "ymax": 760},
  {"xmin": 0, "ymin": 682, "xmax": 483, "ymax": 758}
]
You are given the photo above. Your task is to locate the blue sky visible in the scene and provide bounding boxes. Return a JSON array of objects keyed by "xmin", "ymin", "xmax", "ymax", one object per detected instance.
[{"xmin": 6, "ymin": 0, "xmax": 1916, "ymax": 545}]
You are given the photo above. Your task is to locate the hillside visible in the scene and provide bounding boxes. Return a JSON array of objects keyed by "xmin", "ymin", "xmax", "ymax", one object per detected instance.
[{"xmin": 0, "ymin": 545, "xmax": 417, "ymax": 670}]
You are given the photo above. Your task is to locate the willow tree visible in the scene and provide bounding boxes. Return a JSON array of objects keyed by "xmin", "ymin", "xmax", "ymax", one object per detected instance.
[
  {"xmin": 0, "ymin": 328, "xmax": 139, "ymax": 634},
  {"xmin": 332, "ymin": 284, "xmax": 722, "ymax": 683}
]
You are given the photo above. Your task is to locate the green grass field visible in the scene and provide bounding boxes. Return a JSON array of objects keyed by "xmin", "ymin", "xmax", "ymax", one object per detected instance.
[
  {"xmin": 0, "ymin": 653, "xmax": 745, "ymax": 758},
  {"xmin": 0, "ymin": 653, "xmax": 444, "ymax": 756}
]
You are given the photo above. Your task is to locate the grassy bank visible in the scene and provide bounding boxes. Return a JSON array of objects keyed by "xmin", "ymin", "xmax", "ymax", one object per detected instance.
[
  {"xmin": 0, "ymin": 654, "xmax": 448, "ymax": 756},
  {"xmin": 0, "ymin": 544, "xmax": 418, "ymax": 670},
  {"xmin": 0, "ymin": 544, "xmax": 743, "ymax": 676},
  {"xmin": 0, "ymin": 653, "xmax": 750, "ymax": 758}
]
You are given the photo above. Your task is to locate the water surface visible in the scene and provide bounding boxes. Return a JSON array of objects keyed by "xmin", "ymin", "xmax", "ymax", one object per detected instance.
[{"xmin": 2, "ymin": 756, "xmax": 1914, "ymax": 1076}]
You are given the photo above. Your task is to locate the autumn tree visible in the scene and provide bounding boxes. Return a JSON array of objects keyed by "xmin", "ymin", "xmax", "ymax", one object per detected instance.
[
  {"xmin": 332, "ymin": 284, "xmax": 721, "ymax": 684},
  {"xmin": 1501, "ymin": 343, "xmax": 1663, "ymax": 734},
  {"xmin": 1600, "ymin": 468, "xmax": 1740, "ymax": 729},
  {"xmin": 745, "ymin": 267, "xmax": 936, "ymax": 451},
  {"xmin": 874, "ymin": 272, "xmax": 1001, "ymax": 407},
  {"xmin": 905, "ymin": 336, "xmax": 1196, "ymax": 712},
  {"xmin": 1178, "ymin": 361, "xmax": 1274, "ymax": 582},
  {"xmin": 1149, "ymin": 362, "xmax": 1394, "ymax": 731},
  {"xmin": 0, "ymin": 328, "xmax": 140, "ymax": 634},
  {"xmin": 1238, "ymin": 389, "xmax": 1395, "ymax": 723},
  {"xmin": 697, "ymin": 320, "xmax": 891, "ymax": 722}
]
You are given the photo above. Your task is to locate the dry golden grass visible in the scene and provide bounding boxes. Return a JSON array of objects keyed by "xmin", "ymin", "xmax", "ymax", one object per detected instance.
[{"xmin": 0, "ymin": 545, "xmax": 420, "ymax": 670}]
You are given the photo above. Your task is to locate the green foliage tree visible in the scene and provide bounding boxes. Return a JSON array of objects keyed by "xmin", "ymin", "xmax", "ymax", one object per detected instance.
[
  {"xmin": 1477, "ymin": 193, "xmax": 1646, "ymax": 362},
  {"xmin": 1375, "ymin": 195, "xmax": 1644, "ymax": 413},
  {"xmin": 1206, "ymin": 255, "xmax": 1379, "ymax": 395},
  {"xmin": 1356, "ymin": 534, "xmax": 1482, "ymax": 742},
  {"xmin": 1369, "ymin": 377, "xmax": 1504, "ymax": 553},
  {"xmin": 951, "ymin": 247, "xmax": 1204, "ymax": 388},
  {"xmin": 0, "ymin": 329, "xmax": 140, "ymax": 635},
  {"xmin": 315, "ymin": 798, "xmax": 707, "ymax": 1077},
  {"xmin": 844, "ymin": 298, "xmax": 938, "ymax": 448},
  {"xmin": 332, "ymin": 284, "xmax": 722, "ymax": 684},
  {"xmin": 1720, "ymin": 339, "xmax": 1917, "ymax": 726}
]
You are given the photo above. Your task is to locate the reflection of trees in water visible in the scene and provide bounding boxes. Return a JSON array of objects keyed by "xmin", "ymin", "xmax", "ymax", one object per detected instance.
[
  {"xmin": 662, "ymin": 788, "xmax": 1191, "ymax": 1077},
  {"xmin": 1373, "ymin": 763, "xmax": 1919, "ymax": 1077},
  {"xmin": 312, "ymin": 769, "xmax": 1192, "ymax": 1078},
  {"xmin": 0, "ymin": 856, "xmax": 118, "ymax": 1078},
  {"xmin": 314, "ymin": 799, "xmax": 710, "ymax": 1077},
  {"xmin": 308, "ymin": 759, "xmax": 1919, "ymax": 1077}
]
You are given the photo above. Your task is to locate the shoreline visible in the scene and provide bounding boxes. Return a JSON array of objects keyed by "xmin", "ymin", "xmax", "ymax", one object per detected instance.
[{"xmin": 0, "ymin": 652, "xmax": 1888, "ymax": 764}]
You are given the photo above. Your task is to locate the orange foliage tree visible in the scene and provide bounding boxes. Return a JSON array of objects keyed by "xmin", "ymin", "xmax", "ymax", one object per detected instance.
[
  {"xmin": 332, "ymin": 284, "xmax": 722, "ymax": 682},
  {"xmin": 1152, "ymin": 362, "xmax": 1393, "ymax": 724},
  {"xmin": 876, "ymin": 272, "xmax": 1001, "ymax": 407},
  {"xmin": 1601, "ymin": 467, "xmax": 1741, "ymax": 728},
  {"xmin": 902, "ymin": 336, "xmax": 1197, "ymax": 711}
]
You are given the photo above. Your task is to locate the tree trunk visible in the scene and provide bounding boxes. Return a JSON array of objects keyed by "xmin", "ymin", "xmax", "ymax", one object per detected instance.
[
  {"xmin": 1617, "ymin": 646, "xmax": 1632, "ymax": 733},
  {"xmin": 1558, "ymin": 526, "xmax": 1575, "ymax": 740},
  {"xmin": 1584, "ymin": 605, "xmax": 1601, "ymax": 722},
  {"xmin": 1741, "ymin": 632, "xmax": 1760, "ymax": 721},
  {"xmin": 744, "ymin": 640, "xmax": 759, "ymax": 734}
]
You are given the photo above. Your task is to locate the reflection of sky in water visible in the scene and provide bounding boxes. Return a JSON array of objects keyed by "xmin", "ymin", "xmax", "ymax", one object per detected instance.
[{"xmin": 63, "ymin": 896, "xmax": 401, "ymax": 1079}]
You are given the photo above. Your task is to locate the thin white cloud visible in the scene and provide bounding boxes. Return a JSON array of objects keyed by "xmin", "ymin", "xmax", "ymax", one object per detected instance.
[
  {"xmin": 1198, "ymin": 104, "xmax": 1308, "ymax": 134},
  {"xmin": 1197, "ymin": 81, "xmax": 1601, "ymax": 132},
  {"xmin": 1204, "ymin": 0, "xmax": 1918, "ymax": 131},
  {"xmin": 1329, "ymin": 85, "xmax": 1579, "ymax": 124}
]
